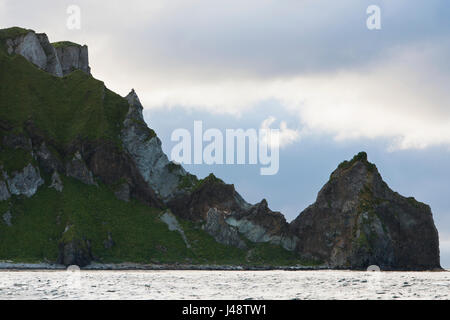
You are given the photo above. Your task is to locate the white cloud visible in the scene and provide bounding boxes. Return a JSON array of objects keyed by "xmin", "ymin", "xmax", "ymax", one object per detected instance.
[
  {"xmin": 2, "ymin": 0, "xmax": 450, "ymax": 151},
  {"xmin": 131, "ymin": 41, "xmax": 450, "ymax": 151}
]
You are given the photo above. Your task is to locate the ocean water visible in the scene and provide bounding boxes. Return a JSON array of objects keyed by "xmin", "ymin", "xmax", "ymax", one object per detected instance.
[{"xmin": 0, "ymin": 270, "xmax": 448, "ymax": 300}]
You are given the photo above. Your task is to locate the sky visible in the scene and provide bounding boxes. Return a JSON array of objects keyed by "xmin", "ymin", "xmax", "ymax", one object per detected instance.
[{"xmin": 1, "ymin": 0, "xmax": 449, "ymax": 268}]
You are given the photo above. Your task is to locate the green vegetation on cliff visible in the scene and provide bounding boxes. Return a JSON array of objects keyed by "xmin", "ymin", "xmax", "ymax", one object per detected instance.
[
  {"xmin": 51, "ymin": 41, "xmax": 83, "ymax": 48},
  {"xmin": 0, "ymin": 174, "xmax": 302, "ymax": 266},
  {"xmin": 0, "ymin": 52, "xmax": 129, "ymax": 147},
  {"xmin": 0, "ymin": 27, "xmax": 31, "ymax": 52}
]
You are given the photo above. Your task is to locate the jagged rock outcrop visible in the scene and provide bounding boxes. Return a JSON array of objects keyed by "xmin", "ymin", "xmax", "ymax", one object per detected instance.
[
  {"xmin": 35, "ymin": 142, "xmax": 64, "ymax": 174},
  {"xmin": 4, "ymin": 30, "xmax": 63, "ymax": 77},
  {"xmin": 54, "ymin": 42, "xmax": 90, "ymax": 76},
  {"xmin": 83, "ymin": 140, "xmax": 163, "ymax": 208},
  {"xmin": 66, "ymin": 151, "xmax": 97, "ymax": 186},
  {"xmin": 290, "ymin": 152, "xmax": 441, "ymax": 270},
  {"xmin": 169, "ymin": 174, "xmax": 297, "ymax": 251},
  {"xmin": 2, "ymin": 28, "xmax": 90, "ymax": 77},
  {"xmin": 227, "ymin": 199, "xmax": 297, "ymax": 250},
  {"xmin": 3, "ymin": 164, "xmax": 44, "ymax": 198},
  {"xmin": 121, "ymin": 89, "xmax": 192, "ymax": 202},
  {"xmin": 204, "ymin": 208, "xmax": 247, "ymax": 249}
]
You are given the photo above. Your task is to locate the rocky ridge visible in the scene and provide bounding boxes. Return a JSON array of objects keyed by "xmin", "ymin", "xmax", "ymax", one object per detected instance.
[{"xmin": 0, "ymin": 27, "xmax": 441, "ymax": 270}]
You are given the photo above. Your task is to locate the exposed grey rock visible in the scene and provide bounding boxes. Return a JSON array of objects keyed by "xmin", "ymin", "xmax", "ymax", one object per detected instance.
[
  {"xmin": 49, "ymin": 171, "xmax": 63, "ymax": 192},
  {"xmin": 6, "ymin": 32, "xmax": 47, "ymax": 69},
  {"xmin": 114, "ymin": 182, "xmax": 130, "ymax": 202},
  {"xmin": 66, "ymin": 151, "xmax": 97, "ymax": 186},
  {"xmin": 54, "ymin": 44, "xmax": 90, "ymax": 76},
  {"xmin": 58, "ymin": 238, "xmax": 92, "ymax": 267},
  {"xmin": 36, "ymin": 33, "xmax": 63, "ymax": 77},
  {"xmin": 4, "ymin": 29, "xmax": 90, "ymax": 77},
  {"xmin": 0, "ymin": 180, "xmax": 11, "ymax": 201},
  {"xmin": 290, "ymin": 152, "xmax": 441, "ymax": 270},
  {"xmin": 5, "ymin": 164, "xmax": 44, "ymax": 197},
  {"xmin": 121, "ymin": 89, "xmax": 189, "ymax": 202},
  {"xmin": 204, "ymin": 208, "xmax": 247, "ymax": 250},
  {"xmin": 226, "ymin": 199, "xmax": 298, "ymax": 251},
  {"xmin": 5, "ymin": 31, "xmax": 63, "ymax": 77},
  {"xmin": 226, "ymin": 216, "xmax": 297, "ymax": 251},
  {"xmin": 35, "ymin": 142, "xmax": 63, "ymax": 174},
  {"xmin": 57, "ymin": 224, "xmax": 92, "ymax": 267},
  {"xmin": 2, "ymin": 210, "xmax": 12, "ymax": 226},
  {"xmin": 168, "ymin": 174, "xmax": 296, "ymax": 251},
  {"xmin": 160, "ymin": 211, "xmax": 190, "ymax": 248}
]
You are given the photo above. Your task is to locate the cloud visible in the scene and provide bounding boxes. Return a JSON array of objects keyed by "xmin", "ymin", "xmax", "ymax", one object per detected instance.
[
  {"xmin": 2, "ymin": 0, "xmax": 450, "ymax": 150},
  {"xmin": 133, "ymin": 41, "xmax": 450, "ymax": 151}
]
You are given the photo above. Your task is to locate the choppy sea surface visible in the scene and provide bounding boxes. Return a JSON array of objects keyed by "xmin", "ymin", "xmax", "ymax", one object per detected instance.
[{"xmin": 0, "ymin": 270, "xmax": 449, "ymax": 300}]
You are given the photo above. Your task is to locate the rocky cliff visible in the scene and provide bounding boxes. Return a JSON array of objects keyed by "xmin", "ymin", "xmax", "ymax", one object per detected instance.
[
  {"xmin": 0, "ymin": 27, "xmax": 441, "ymax": 270},
  {"xmin": 0, "ymin": 27, "xmax": 90, "ymax": 77},
  {"xmin": 290, "ymin": 152, "xmax": 441, "ymax": 270}
]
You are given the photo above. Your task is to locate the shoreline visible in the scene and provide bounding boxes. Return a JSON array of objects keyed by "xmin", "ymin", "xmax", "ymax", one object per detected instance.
[
  {"xmin": 0, "ymin": 262, "xmax": 446, "ymax": 272},
  {"xmin": 0, "ymin": 262, "xmax": 328, "ymax": 271}
]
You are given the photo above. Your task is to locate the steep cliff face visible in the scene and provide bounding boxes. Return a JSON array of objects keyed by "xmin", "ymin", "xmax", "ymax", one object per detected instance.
[
  {"xmin": 120, "ymin": 88, "xmax": 297, "ymax": 251},
  {"xmin": 290, "ymin": 152, "xmax": 441, "ymax": 270},
  {"xmin": 3, "ymin": 29, "xmax": 63, "ymax": 77},
  {"xmin": 0, "ymin": 27, "xmax": 90, "ymax": 77},
  {"xmin": 53, "ymin": 42, "xmax": 90, "ymax": 76},
  {"xmin": 120, "ymin": 90, "xmax": 192, "ymax": 202}
]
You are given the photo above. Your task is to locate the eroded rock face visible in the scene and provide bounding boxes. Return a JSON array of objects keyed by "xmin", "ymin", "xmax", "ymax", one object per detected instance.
[
  {"xmin": 58, "ymin": 237, "xmax": 92, "ymax": 267},
  {"xmin": 49, "ymin": 171, "xmax": 63, "ymax": 192},
  {"xmin": 66, "ymin": 151, "xmax": 97, "ymax": 186},
  {"xmin": 54, "ymin": 44, "xmax": 90, "ymax": 76},
  {"xmin": 204, "ymin": 208, "xmax": 247, "ymax": 249},
  {"xmin": 4, "ymin": 163, "xmax": 44, "ymax": 198},
  {"xmin": 170, "ymin": 174, "xmax": 296, "ymax": 251},
  {"xmin": 290, "ymin": 153, "xmax": 441, "ymax": 270},
  {"xmin": 121, "ymin": 90, "xmax": 190, "ymax": 202},
  {"xmin": 227, "ymin": 200, "xmax": 297, "ymax": 251},
  {"xmin": 35, "ymin": 142, "xmax": 64, "ymax": 174},
  {"xmin": 5, "ymin": 31, "xmax": 63, "ymax": 77},
  {"xmin": 4, "ymin": 30, "xmax": 90, "ymax": 77},
  {"xmin": 84, "ymin": 140, "xmax": 162, "ymax": 208}
]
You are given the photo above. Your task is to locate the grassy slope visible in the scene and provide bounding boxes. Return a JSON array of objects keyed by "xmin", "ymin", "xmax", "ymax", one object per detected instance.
[
  {"xmin": 0, "ymin": 28, "xmax": 305, "ymax": 266},
  {"xmin": 0, "ymin": 175, "xmax": 302, "ymax": 266},
  {"xmin": 0, "ymin": 52, "xmax": 128, "ymax": 147}
]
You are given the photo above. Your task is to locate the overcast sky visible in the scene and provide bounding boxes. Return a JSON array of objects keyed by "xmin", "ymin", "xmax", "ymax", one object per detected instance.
[{"xmin": 1, "ymin": 0, "xmax": 449, "ymax": 267}]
